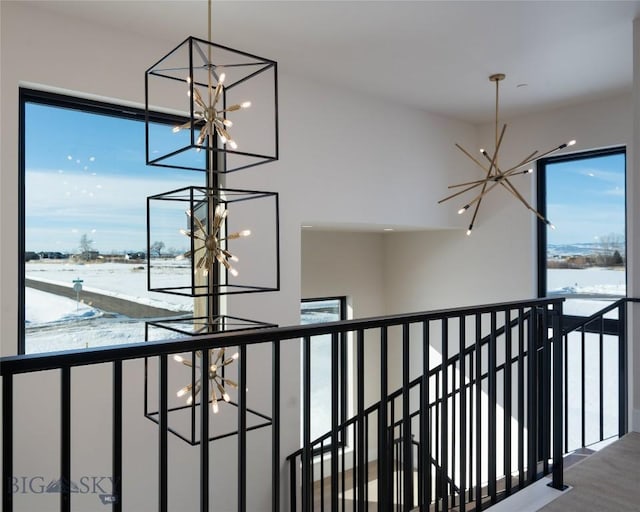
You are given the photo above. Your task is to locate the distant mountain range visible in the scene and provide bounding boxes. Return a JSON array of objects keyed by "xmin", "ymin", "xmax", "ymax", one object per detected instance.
[{"xmin": 548, "ymin": 243, "xmax": 625, "ymax": 257}]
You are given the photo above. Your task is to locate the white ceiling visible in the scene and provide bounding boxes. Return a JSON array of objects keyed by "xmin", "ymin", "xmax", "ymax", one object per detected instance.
[{"xmin": 29, "ymin": 0, "xmax": 640, "ymax": 123}]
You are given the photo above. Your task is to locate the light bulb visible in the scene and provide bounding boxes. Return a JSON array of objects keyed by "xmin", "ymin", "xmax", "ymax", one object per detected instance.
[
  {"xmin": 174, "ymin": 355, "xmax": 185, "ymax": 363},
  {"xmin": 240, "ymin": 229, "xmax": 251, "ymax": 237},
  {"xmin": 549, "ymin": 223, "xmax": 556, "ymax": 230},
  {"xmin": 212, "ymin": 401, "xmax": 219, "ymax": 414},
  {"xmin": 230, "ymin": 268, "xmax": 239, "ymax": 277},
  {"xmin": 219, "ymin": 134, "xmax": 228, "ymax": 144},
  {"xmin": 231, "ymin": 255, "xmax": 239, "ymax": 262},
  {"xmin": 186, "ymin": 395, "xmax": 193, "ymax": 405},
  {"xmin": 568, "ymin": 140, "xmax": 576, "ymax": 146},
  {"xmin": 222, "ymin": 393, "xmax": 230, "ymax": 402},
  {"xmin": 223, "ymin": 119, "xmax": 233, "ymax": 127},
  {"xmin": 172, "ymin": 126, "xmax": 181, "ymax": 133},
  {"xmin": 186, "ymin": 76, "xmax": 192, "ymax": 84},
  {"xmin": 479, "ymin": 148, "xmax": 485, "ymax": 154},
  {"xmin": 177, "ymin": 385, "xmax": 189, "ymax": 397},
  {"xmin": 466, "ymin": 227, "xmax": 472, "ymax": 236},
  {"xmin": 458, "ymin": 205, "xmax": 469, "ymax": 215},
  {"xmin": 232, "ymin": 352, "xmax": 239, "ymax": 360},
  {"xmin": 210, "ymin": 364, "xmax": 217, "ymax": 372},
  {"xmin": 229, "ymin": 140, "xmax": 238, "ymax": 150},
  {"xmin": 526, "ymin": 168, "xmax": 533, "ymax": 174},
  {"xmin": 218, "ymin": 73, "xmax": 226, "ymax": 85},
  {"xmin": 241, "ymin": 101, "xmax": 251, "ymax": 109}
]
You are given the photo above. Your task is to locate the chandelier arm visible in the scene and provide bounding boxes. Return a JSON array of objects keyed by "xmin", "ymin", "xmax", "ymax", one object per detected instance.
[
  {"xmin": 501, "ymin": 150, "xmax": 539, "ymax": 174},
  {"xmin": 467, "ymin": 196, "xmax": 483, "ymax": 233},
  {"xmin": 498, "ymin": 177, "xmax": 550, "ymax": 224},
  {"xmin": 438, "ymin": 179, "xmax": 490, "ymax": 204},
  {"xmin": 465, "ymin": 122, "xmax": 507, "ymax": 229},
  {"xmin": 448, "ymin": 177, "xmax": 499, "ymax": 189},
  {"xmin": 192, "ymin": 215, "xmax": 207, "ymax": 234},
  {"xmin": 455, "ymin": 144, "xmax": 491, "ymax": 173},
  {"xmin": 480, "ymin": 151, "xmax": 533, "ymax": 181},
  {"xmin": 458, "ymin": 177, "xmax": 504, "ymax": 210},
  {"xmin": 503, "ymin": 141, "xmax": 572, "ymax": 177}
]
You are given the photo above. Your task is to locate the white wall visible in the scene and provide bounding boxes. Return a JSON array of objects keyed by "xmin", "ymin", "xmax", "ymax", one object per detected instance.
[
  {"xmin": 384, "ymin": 93, "xmax": 632, "ymax": 313},
  {"xmin": 301, "ymin": 230, "xmax": 385, "ymax": 318},
  {"xmin": 0, "ymin": 2, "xmax": 477, "ymax": 510}
]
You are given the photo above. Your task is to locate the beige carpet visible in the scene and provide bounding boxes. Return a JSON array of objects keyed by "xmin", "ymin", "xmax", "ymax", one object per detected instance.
[{"xmin": 539, "ymin": 432, "xmax": 640, "ymax": 512}]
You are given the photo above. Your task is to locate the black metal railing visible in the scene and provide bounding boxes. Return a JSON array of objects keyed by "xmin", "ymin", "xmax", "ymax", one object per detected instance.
[
  {"xmin": 287, "ymin": 298, "xmax": 567, "ymax": 511},
  {"xmin": 1, "ymin": 296, "xmax": 633, "ymax": 512},
  {"xmin": 561, "ymin": 298, "xmax": 637, "ymax": 453}
]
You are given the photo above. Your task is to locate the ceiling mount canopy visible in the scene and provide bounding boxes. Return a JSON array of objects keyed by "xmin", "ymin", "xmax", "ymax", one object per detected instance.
[{"xmin": 439, "ymin": 73, "xmax": 576, "ymax": 236}]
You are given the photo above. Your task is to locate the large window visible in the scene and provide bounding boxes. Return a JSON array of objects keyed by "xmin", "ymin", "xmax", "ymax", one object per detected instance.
[
  {"xmin": 20, "ymin": 89, "xmax": 203, "ymax": 354},
  {"xmin": 538, "ymin": 147, "xmax": 626, "ymax": 316},
  {"xmin": 300, "ymin": 297, "xmax": 348, "ymax": 444}
]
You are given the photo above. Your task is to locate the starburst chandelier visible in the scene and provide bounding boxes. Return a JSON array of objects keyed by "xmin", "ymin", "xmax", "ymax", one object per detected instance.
[
  {"xmin": 177, "ymin": 203, "xmax": 250, "ymax": 277},
  {"xmin": 174, "ymin": 349, "xmax": 239, "ymax": 414},
  {"xmin": 172, "ymin": 72, "xmax": 251, "ymax": 152},
  {"xmin": 439, "ymin": 74, "xmax": 576, "ymax": 235}
]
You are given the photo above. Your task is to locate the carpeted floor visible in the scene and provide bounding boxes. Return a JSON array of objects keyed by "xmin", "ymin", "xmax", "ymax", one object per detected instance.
[{"xmin": 539, "ymin": 432, "xmax": 640, "ymax": 512}]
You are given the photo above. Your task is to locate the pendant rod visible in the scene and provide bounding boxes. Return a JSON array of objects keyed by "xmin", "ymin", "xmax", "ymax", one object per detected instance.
[
  {"xmin": 489, "ymin": 73, "xmax": 505, "ymax": 152},
  {"xmin": 495, "ymin": 78, "xmax": 499, "ymax": 149}
]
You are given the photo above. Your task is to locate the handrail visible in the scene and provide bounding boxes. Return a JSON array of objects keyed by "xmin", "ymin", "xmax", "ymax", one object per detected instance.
[
  {"xmin": 0, "ymin": 297, "xmax": 562, "ymax": 375},
  {"xmin": 561, "ymin": 297, "xmax": 640, "ymax": 335}
]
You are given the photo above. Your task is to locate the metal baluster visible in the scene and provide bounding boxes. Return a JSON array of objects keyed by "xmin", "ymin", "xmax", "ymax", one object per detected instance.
[
  {"xmin": 302, "ymin": 336, "xmax": 312, "ymax": 511},
  {"xmin": 441, "ymin": 319, "xmax": 449, "ymax": 511},
  {"xmin": 488, "ymin": 312, "xmax": 497, "ymax": 504},
  {"xmin": 459, "ymin": 316, "xmax": 467, "ymax": 510},
  {"xmin": 550, "ymin": 301, "xmax": 565, "ymax": 490},
  {"xmin": 113, "ymin": 361, "xmax": 123, "ymax": 512},
  {"xmin": 238, "ymin": 345, "xmax": 247, "ymax": 512},
  {"xmin": 403, "ymin": 323, "xmax": 413, "ymax": 511},
  {"xmin": 504, "ymin": 309, "xmax": 512, "ymax": 495},
  {"xmin": 332, "ymin": 332, "xmax": 340, "ymax": 512},
  {"xmin": 2, "ymin": 374, "xmax": 13, "ymax": 512},
  {"xmin": 272, "ymin": 341, "xmax": 281, "ymax": 512},
  {"xmin": 475, "ymin": 313, "xmax": 482, "ymax": 512}
]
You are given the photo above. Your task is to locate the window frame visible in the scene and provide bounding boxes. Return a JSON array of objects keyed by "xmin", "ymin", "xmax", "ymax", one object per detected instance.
[
  {"xmin": 536, "ymin": 145, "xmax": 627, "ymax": 302},
  {"xmin": 18, "ymin": 88, "xmax": 189, "ymax": 354},
  {"xmin": 300, "ymin": 296, "xmax": 349, "ymax": 452}
]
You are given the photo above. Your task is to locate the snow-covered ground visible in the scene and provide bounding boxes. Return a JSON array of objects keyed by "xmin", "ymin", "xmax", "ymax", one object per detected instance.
[
  {"xmin": 548, "ymin": 267, "xmax": 625, "ymax": 317},
  {"xmin": 26, "ymin": 259, "xmax": 194, "ymax": 311},
  {"xmin": 24, "ymin": 259, "xmax": 192, "ymax": 354}
]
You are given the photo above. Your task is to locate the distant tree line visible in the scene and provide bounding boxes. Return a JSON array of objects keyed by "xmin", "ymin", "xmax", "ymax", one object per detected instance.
[{"xmin": 548, "ymin": 232, "xmax": 625, "ymax": 269}]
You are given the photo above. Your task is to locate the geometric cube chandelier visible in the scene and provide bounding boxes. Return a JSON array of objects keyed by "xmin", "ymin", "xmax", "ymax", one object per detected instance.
[
  {"xmin": 143, "ymin": 0, "xmax": 279, "ymax": 445},
  {"xmin": 144, "ymin": 3, "xmax": 278, "ymax": 174},
  {"xmin": 439, "ymin": 73, "xmax": 576, "ymax": 235}
]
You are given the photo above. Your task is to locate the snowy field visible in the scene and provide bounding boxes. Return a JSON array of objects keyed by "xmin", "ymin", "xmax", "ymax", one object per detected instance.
[
  {"xmin": 548, "ymin": 267, "xmax": 625, "ymax": 317},
  {"xmin": 23, "ymin": 263, "xmax": 627, "ymax": 354},
  {"xmin": 26, "ymin": 259, "xmax": 194, "ymax": 311},
  {"xmin": 24, "ymin": 259, "xmax": 193, "ymax": 354}
]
